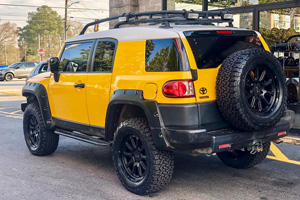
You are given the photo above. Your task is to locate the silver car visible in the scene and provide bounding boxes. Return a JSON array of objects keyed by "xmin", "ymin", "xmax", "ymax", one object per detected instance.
[{"xmin": 0, "ymin": 62, "xmax": 38, "ymax": 81}]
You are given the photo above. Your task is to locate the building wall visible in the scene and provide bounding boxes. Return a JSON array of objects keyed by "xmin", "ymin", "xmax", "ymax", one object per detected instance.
[{"xmin": 109, "ymin": 0, "xmax": 170, "ymax": 28}]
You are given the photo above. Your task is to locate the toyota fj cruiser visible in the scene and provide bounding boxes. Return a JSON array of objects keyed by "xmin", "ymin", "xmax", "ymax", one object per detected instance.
[{"xmin": 22, "ymin": 10, "xmax": 295, "ymax": 195}]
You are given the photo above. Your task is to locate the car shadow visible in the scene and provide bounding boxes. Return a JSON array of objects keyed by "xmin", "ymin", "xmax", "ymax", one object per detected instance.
[{"xmin": 52, "ymin": 138, "xmax": 300, "ymax": 199}]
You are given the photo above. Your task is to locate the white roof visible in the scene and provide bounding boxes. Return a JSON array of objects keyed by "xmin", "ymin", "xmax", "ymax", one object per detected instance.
[{"xmin": 65, "ymin": 25, "xmax": 245, "ymax": 43}]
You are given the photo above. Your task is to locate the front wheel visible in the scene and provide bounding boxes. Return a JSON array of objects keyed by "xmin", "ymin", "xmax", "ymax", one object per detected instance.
[
  {"xmin": 217, "ymin": 142, "xmax": 270, "ymax": 169},
  {"xmin": 23, "ymin": 102, "xmax": 59, "ymax": 156},
  {"xmin": 4, "ymin": 73, "xmax": 13, "ymax": 81},
  {"xmin": 113, "ymin": 118, "xmax": 174, "ymax": 195}
]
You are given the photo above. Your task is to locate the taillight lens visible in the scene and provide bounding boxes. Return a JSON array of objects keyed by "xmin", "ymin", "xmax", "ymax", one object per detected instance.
[{"xmin": 163, "ymin": 80, "xmax": 195, "ymax": 97}]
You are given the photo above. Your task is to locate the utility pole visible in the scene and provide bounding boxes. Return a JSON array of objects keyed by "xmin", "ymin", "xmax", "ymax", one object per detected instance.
[
  {"xmin": 4, "ymin": 44, "xmax": 7, "ymax": 65},
  {"xmin": 64, "ymin": 0, "xmax": 68, "ymax": 41},
  {"xmin": 38, "ymin": 34, "xmax": 41, "ymax": 62}
]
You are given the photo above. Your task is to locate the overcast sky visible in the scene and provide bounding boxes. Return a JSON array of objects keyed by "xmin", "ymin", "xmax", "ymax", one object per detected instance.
[{"xmin": 0, "ymin": 0, "xmax": 109, "ymax": 28}]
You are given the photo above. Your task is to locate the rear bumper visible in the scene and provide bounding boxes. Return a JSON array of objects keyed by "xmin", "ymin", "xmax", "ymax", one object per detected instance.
[{"xmin": 162, "ymin": 110, "xmax": 295, "ymax": 153}]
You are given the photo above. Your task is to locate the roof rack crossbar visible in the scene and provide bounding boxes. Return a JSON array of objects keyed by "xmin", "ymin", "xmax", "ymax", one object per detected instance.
[{"xmin": 79, "ymin": 10, "xmax": 233, "ymax": 35}]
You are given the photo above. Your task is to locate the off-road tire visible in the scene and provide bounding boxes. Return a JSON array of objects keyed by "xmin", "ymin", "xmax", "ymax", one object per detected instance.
[
  {"xmin": 113, "ymin": 118, "xmax": 174, "ymax": 195},
  {"xmin": 216, "ymin": 48, "xmax": 287, "ymax": 131},
  {"xmin": 4, "ymin": 73, "xmax": 14, "ymax": 81},
  {"xmin": 23, "ymin": 102, "xmax": 59, "ymax": 156},
  {"xmin": 217, "ymin": 142, "xmax": 270, "ymax": 169}
]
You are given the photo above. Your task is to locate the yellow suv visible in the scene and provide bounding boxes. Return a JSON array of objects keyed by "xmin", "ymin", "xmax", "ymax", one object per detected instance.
[{"xmin": 22, "ymin": 10, "xmax": 295, "ymax": 195}]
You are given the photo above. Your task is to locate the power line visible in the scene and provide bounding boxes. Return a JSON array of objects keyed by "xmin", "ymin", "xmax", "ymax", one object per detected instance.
[
  {"xmin": 0, "ymin": 3, "xmax": 108, "ymax": 11},
  {"xmin": 0, "ymin": 14, "xmax": 98, "ymax": 20}
]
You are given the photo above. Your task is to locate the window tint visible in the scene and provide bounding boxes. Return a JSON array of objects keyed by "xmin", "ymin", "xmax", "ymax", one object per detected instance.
[
  {"xmin": 184, "ymin": 30, "xmax": 262, "ymax": 69},
  {"xmin": 93, "ymin": 41, "xmax": 115, "ymax": 72},
  {"xmin": 17, "ymin": 63, "xmax": 26, "ymax": 69},
  {"xmin": 145, "ymin": 38, "xmax": 187, "ymax": 72},
  {"xmin": 27, "ymin": 62, "xmax": 36, "ymax": 67},
  {"xmin": 59, "ymin": 42, "xmax": 93, "ymax": 72}
]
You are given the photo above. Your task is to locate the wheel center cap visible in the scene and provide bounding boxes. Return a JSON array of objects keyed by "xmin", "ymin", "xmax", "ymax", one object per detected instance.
[
  {"xmin": 134, "ymin": 151, "xmax": 141, "ymax": 161},
  {"xmin": 254, "ymin": 84, "xmax": 261, "ymax": 94}
]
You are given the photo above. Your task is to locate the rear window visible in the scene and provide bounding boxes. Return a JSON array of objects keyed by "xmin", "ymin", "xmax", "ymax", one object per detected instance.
[
  {"xmin": 184, "ymin": 30, "xmax": 262, "ymax": 69},
  {"xmin": 145, "ymin": 38, "xmax": 189, "ymax": 72}
]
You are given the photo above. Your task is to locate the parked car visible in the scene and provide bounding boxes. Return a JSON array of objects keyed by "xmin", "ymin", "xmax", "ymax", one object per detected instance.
[
  {"xmin": 26, "ymin": 60, "xmax": 48, "ymax": 82},
  {"xmin": 0, "ymin": 62, "xmax": 38, "ymax": 81},
  {"xmin": 21, "ymin": 10, "xmax": 295, "ymax": 195},
  {"xmin": 0, "ymin": 65, "xmax": 8, "ymax": 69}
]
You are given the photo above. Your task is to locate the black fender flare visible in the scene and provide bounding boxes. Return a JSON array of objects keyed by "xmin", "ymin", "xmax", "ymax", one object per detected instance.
[
  {"xmin": 105, "ymin": 89, "xmax": 168, "ymax": 149},
  {"xmin": 22, "ymin": 83, "xmax": 54, "ymax": 130}
]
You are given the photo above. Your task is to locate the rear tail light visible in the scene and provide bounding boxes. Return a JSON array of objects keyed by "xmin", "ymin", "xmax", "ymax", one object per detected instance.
[
  {"xmin": 278, "ymin": 131, "xmax": 286, "ymax": 136},
  {"xmin": 219, "ymin": 143, "xmax": 231, "ymax": 149},
  {"xmin": 163, "ymin": 80, "xmax": 195, "ymax": 97}
]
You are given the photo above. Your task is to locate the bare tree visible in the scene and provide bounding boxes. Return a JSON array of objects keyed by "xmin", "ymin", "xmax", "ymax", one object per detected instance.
[{"xmin": 0, "ymin": 21, "xmax": 18, "ymax": 65}]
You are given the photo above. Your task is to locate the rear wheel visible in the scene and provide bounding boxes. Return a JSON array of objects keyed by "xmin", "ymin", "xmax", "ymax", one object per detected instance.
[
  {"xmin": 23, "ymin": 102, "xmax": 59, "ymax": 156},
  {"xmin": 113, "ymin": 118, "xmax": 174, "ymax": 195},
  {"xmin": 4, "ymin": 73, "xmax": 13, "ymax": 81},
  {"xmin": 217, "ymin": 142, "xmax": 270, "ymax": 169}
]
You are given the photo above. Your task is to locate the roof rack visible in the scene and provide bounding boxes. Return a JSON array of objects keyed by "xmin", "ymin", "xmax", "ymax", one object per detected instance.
[{"xmin": 79, "ymin": 10, "xmax": 234, "ymax": 35}]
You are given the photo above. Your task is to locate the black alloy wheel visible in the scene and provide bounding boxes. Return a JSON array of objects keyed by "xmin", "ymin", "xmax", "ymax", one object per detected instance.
[
  {"xmin": 245, "ymin": 66, "xmax": 278, "ymax": 115},
  {"xmin": 25, "ymin": 114, "xmax": 41, "ymax": 150},
  {"xmin": 120, "ymin": 134, "xmax": 148, "ymax": 183},
  {"xmin": 113, "ymin": 118, "xmax": 174, "ymax": 195},
  {"xmin": 23, "ymin": 102, "xmax": 59, "ymax": 156}
]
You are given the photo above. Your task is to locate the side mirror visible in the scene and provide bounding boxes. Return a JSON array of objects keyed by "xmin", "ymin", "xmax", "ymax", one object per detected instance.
[
  {"xmin": 48, "ymin": 57, "xmax": 59, "ymax": 73},
  {"xmin": 48, "ymin": 57, "xmax": 60, "ymax": 82}
]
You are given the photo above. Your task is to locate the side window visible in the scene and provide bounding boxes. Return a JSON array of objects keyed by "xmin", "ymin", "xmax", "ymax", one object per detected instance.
[
  {"xmin": 93, "ymin": 41, "xmax": 116, "ymax": 72},
  {"xmin": 39, "ymin": 64, "xmax": 48, "ymax": 73},
  {"xmin": 145, "ymin": 38, "xmax": 188, "ymax": 72},
  {"xmin": 59, "ymin": 42, "xmax": 93, "ymax": 72},
  {"xmin": 17, "ymin": 63, "xmax": 26, "ymax": 69},
  {"xmin": 27, "ymin": 63, "xmax": 36, "ymax": 68}
]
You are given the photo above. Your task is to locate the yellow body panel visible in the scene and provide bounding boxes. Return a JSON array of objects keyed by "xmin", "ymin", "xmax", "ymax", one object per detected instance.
[
  {"xmin": 181, "ymin": 37, "xmax": 219, "ymax": 103},
  {"xmin": 111, "ymin": 41, "xmax": 196, "ymax": 104},
  {"xmin": 86, "ymin": 73, "xmax": 112, "ymax": 127},
  {"xmin": 48, "ymin": 73, "xmax": 89, "ymax": 124},
  {"xmin": 259, "ymin": 36, "xmax": 270, "ymax": 52}
]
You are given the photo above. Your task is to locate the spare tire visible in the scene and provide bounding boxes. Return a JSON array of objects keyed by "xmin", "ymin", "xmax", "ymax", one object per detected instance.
[{"xmin": 216, "ymin": 48, "xmax": 287, "ymax": 131}]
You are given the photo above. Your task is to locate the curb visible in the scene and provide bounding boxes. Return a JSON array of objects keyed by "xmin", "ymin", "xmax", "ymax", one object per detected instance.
[
  {"xmin": 0, "ymin": 91, "xmax": 23, "ymax": 97},
  {"xmin": 282, "ymin": 136, "xmax": 300, "ymax": 146}
]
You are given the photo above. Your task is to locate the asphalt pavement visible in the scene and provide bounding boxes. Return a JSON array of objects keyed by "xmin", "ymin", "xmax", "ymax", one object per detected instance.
[{"xmin": 0, "ymin": 80, "xmax": 300, "ymax": 200}]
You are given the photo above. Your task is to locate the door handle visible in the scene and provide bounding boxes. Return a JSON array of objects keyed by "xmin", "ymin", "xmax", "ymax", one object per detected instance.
[{"xmin": 74, "ymin": 83, "xmax": 85, "ymax": 88}]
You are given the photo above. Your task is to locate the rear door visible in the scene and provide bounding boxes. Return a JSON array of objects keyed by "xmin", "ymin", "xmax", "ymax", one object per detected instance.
[
  {"xmin": 86, "ymin": 39, "xmax": 117, "ymax": 132},
  {"xmin": 182, "ymin": 30, "xmax": 263, "ymax": 103}
]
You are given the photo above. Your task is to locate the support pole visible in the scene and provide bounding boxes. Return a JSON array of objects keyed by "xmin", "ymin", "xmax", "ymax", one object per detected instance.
[
  {"xmin": 4, "ymin": 44, "xmax": 7, "ymax": 65},
  {"xmin": 38, "ymin": 34, "xmax": 41, "ymax": 62},
  {"xmin": 64, "ymin": 0, "xmax": 68, "ymax": 41},
  {"xmin": 253, "ymin": 8, "xmax": 260, "ymax": 31},
  {"xmin": 162, "ymin": 0, "xmax": 167, "ymax": 10},
  {"xmin": 202, "ymin": 0, "xmax": 208, "ymax": 11}
]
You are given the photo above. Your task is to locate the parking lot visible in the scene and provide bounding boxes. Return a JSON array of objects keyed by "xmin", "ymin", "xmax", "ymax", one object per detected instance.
[{"xmin": 0, "ymin": 80, "xmax": 300, "ymax": 200}]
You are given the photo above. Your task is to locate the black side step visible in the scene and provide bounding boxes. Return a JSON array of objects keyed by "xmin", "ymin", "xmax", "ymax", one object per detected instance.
[{"xmin": 55, "ymin": 129, "xmax": 111, "ymax": 146}]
